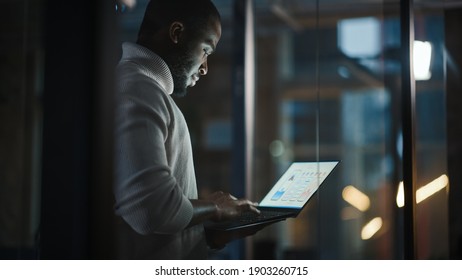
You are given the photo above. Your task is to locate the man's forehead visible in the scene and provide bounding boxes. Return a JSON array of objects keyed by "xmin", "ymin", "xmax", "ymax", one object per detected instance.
[{"xmin": 206, "ymin": 17, "xmax": 222, "ymax": 45}]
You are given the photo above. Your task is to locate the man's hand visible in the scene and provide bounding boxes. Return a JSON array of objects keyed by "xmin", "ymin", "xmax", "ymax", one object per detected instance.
[
  {"xmin": 188, "ymin": 191, "xmax": 264, "ymax": 250},
  {"xmin": 206, "ymin": 191, "xmax": 260, "ymax": 221},
  {"xmin": 188, "ymin": 191, "xmax": 260, "ymax": 227}
]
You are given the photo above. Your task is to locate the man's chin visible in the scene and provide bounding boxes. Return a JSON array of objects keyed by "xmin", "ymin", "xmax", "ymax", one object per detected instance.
[
  {"xmin": 172, "ymin": 88, "xmax": 188, "ymax": 98},
  {"xmin": 171, "ymin": 74, "xmax": 189, "ymax": 97}
]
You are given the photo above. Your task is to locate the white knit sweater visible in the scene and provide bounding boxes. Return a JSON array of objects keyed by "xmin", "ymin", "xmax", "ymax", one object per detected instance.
[{"xmin": 114, "ymin": 42, "xmax": 206, "ymax": 259}]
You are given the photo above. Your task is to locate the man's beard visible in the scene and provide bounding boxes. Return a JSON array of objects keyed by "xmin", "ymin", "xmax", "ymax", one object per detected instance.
[{"xmin": 164, "ymin": 46, "xmax": 196, "ymax": 98}]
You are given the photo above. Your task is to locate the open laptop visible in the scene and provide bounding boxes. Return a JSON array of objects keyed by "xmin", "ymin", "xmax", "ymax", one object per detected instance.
[{"xmin": 205, "ymin": 160, "xmax": 340, "ymax": 231}]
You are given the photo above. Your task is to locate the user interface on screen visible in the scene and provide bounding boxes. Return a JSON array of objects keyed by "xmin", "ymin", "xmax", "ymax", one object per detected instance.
[{"xmin": 259, "ymin": 161, "xmax": 339, "ymax": 209}]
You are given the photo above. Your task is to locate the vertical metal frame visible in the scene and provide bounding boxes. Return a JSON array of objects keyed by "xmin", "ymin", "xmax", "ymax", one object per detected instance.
[
  {"xmin": 400, "ymin": 0, "xmax": 417, "ymax": 259},
  {"xmin": 244, "ymin": 0, "xmax": 256, "ymax": 220},
  {"xmin": 231, "ymin": 0, "xmax": 255, "ymax": 259},
  {"xmin": 244, "ymin": 0, "xmax": 256, "ymax": 260},
  {"xmin": 446, "ymin": 7, "xmax": 462, "ymax": 260}
]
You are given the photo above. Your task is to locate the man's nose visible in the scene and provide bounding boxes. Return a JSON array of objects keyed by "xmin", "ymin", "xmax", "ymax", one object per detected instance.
[{"xmin": 199, "ymin": 60, "xmax": 208, "ymax": 75}]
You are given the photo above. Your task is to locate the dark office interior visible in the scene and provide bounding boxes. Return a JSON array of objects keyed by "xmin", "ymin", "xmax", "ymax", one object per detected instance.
[{"xmin": 1, "ymin": 0, "xmax": 462, "ymax": 259}]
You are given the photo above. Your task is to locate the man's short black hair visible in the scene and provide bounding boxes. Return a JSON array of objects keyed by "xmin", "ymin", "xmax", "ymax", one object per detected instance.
[{"xmin": 137, "ymin": 0, "xmax": 221, "ymax": 42}]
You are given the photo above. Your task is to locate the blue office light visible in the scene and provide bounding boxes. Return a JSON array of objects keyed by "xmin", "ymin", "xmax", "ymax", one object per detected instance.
[{"xmin": 338, "ymin": 17, "xmax": 381, "ymax": 58}]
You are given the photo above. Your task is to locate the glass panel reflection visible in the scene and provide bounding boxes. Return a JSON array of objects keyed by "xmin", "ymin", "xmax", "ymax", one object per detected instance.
[{"xmin": 253, "ymin": 0, "xmax": 449, "ymax": 259}]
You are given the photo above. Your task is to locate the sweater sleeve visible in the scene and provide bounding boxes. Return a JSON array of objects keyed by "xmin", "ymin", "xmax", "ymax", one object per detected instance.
[{"xmin": 114, "ymin": 73, "xmax": 193, "ymax": 235}]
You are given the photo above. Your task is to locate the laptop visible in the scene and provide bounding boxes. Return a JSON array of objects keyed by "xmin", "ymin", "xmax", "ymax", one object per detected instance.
[{"xmin": 205, "ymin": 161, "xmax": 340, "ymax": 231}]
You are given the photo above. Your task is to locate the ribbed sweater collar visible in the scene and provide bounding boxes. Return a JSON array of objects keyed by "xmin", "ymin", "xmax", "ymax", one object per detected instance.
[{"xmin": 120, "ymin": 42, "xmax": 174, "ymax": 95}]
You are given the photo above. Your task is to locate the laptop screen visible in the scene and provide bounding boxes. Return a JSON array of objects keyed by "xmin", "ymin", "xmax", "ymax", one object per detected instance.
[{"xmin": 259, "ymin": 161, "xmax": 339, "ymax": 209}]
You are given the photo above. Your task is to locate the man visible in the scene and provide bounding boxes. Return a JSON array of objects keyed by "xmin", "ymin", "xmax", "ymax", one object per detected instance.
[{"xmin": 114, "ymin": 0, "xmax": 260, "ymax": 259}]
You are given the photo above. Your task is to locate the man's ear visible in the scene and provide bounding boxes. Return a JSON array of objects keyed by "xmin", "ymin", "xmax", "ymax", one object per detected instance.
[{"xmin": 169, "ymin": 21, "xmax": 184, "ymax": 44}]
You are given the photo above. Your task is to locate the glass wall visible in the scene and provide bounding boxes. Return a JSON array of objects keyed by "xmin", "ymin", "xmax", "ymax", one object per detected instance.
[
  {"xmin": 251, "ymin": 0, "xmax": 449, "ymax": 259},
  {"xmin": 1, "ymin": 0, "xmax": 455, "ymax": 260},
  {"xmin": 116, "ymin": 0, "xmax": 451, "ymax": 260},
  {"xmin": 413, "ymin": 0, "xmax": 448, "ymax": 259},
  {"xmin": 251, "ymin": 0, "xmax": 393, "ymax": 259}
]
